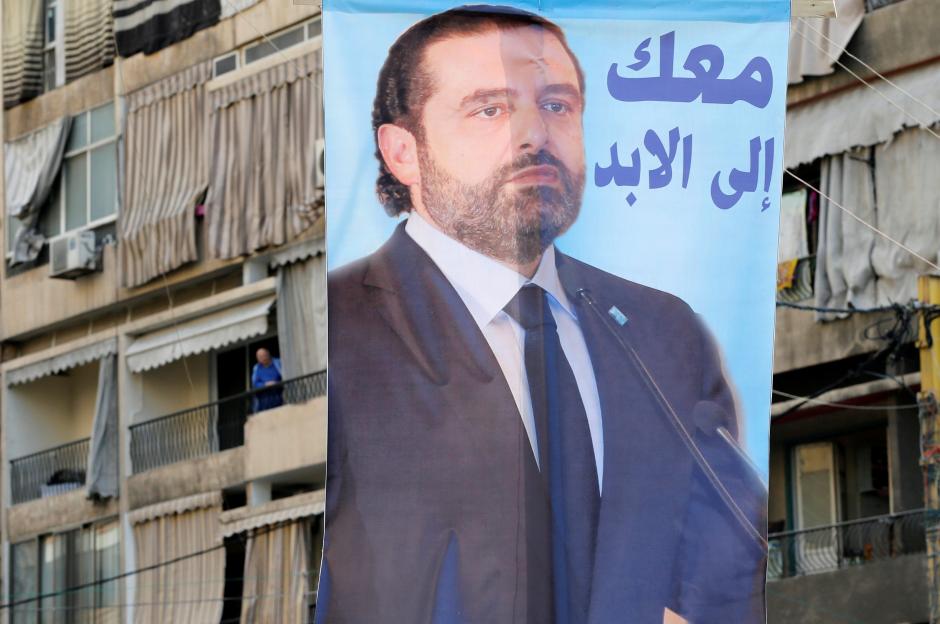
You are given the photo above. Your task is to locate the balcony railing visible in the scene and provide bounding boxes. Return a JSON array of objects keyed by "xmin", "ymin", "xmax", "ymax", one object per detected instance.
[
  {"xmin": 129, "ymin": 370, "xmax": 327, "ymax": 474},
  {"xmin": 768, "ymin": 509, "xmax": 926, "ymax": 580},
  {"xmin": 10, "ymin": 437, "xmax": 90, "ymax": 505}
]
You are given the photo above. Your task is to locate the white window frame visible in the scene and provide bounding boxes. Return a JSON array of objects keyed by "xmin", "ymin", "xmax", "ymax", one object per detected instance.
[
  {"xmin": 48, "ymin": 103, "xmax": 120, "ymax": 241},
  {"xmin": 5, "ymin": 103, "xmax": 120, "ymax": 261},
  {"xmin": 42, "ymin": 0, "xmax": 65, "ymax": 92},
  {"xmin": 210, "ymin": 16, "xmax": 322, "ymax": 81}
]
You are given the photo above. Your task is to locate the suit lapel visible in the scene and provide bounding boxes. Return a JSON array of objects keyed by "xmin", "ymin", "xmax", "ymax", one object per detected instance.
[{"xmin": 363, "ymin": 223, "xmax": 499, "ymax": 386}]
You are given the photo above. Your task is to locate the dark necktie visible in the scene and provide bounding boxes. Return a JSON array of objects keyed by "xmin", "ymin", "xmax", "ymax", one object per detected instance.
[{"xmin": 504, "ymin": 284, "xmax": 601, "ymax": 624}]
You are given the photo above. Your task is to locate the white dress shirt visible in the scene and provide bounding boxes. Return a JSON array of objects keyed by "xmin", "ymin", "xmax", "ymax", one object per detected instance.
[{"xmin": 406, "ymin": 212, "xmax": 605, "ymax": 491}]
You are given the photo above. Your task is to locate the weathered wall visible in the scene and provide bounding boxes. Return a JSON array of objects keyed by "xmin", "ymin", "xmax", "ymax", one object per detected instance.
[
  {"xmin": 767, "ymin": 555, "xmax": 928, "ymax": 624},
  {"xmin": 244, "ymin": 397, "xmax": 326, "ymax": 481},
  {"xmin": 773, "ymin": 308, "xmax": 897, "ymax": 374},
  {"xmin": 6, "ymin": 361, "xmax": 98, "ymax": 457},
  {"xmin": 132, "ymin": 354, "xmax": 211, "ymax": 425},
  {"xmin": 6, "ymin": 489, "xmax": 119, "ymax": 541},
  {"xmin": 126, "ymin": 447, "xmax": 244, "ymax": 510}
]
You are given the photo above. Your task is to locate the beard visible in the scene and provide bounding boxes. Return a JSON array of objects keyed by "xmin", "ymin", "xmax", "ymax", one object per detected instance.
[{"xmin": 416, "ymin": 146, "xmax": 585, "ymax": 266}]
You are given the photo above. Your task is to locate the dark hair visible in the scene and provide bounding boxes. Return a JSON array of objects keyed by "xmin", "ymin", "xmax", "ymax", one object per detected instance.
[{"xmin": 372, "ymin": 5, "xmax": 585, "ymax": 216}]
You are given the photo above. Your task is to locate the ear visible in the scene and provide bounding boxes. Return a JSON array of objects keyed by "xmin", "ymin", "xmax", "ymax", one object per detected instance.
[{"xmin": 377, "ymin": 123, "xmax": 421, "ymax": 187}]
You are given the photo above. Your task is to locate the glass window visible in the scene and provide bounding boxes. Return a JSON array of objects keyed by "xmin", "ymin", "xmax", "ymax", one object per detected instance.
[
  {"xmin": 244, "ymin": 25, "xmax": 305, "ymax": 64},
  {"xmin": 11, "ymin": 540, "xmax": 39, "ymax": 624},
  {"xmin": 11, "ymin": 521, "xmax": 119, "ymax": 624},
  {"xmin": 89, "ymin": 104, "xmax": 115, "ymax": 145},
  {"xmin": 40, "ymin": 176, "xmax": 63, "ymax": 239},
  {"xmin": 307, "ymin": 18, "xmax": 322, "ymax": 40},
  {"xmin": 66, "ymin": 114, "xmax": 89, "ymax": 153},
  {"xmin": 214, "ymin": 54, "xmax": 238, "ymax": 77},
  {"xmin": 95, "ymin": 522, "xmax": 120, "ymax": 619},
  {"xmin": 65, "ymin": 153, "xmax": 88, "ymax": 231},
  {"xmin": 45, "ymin": 1, "xmax": 57, "ymax": 45},
  {"xmin": 40, "ymin": 533, "xmax": 66, "ymax": 624},
  {"xmin": 89, "ymin": 144, "xmax": 117, "ymax": 222}
]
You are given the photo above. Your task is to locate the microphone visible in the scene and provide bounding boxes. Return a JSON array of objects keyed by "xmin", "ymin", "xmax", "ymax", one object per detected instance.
[{"xmin": 576, "ymin": 288, "xmax": 767, "ymax": 552}]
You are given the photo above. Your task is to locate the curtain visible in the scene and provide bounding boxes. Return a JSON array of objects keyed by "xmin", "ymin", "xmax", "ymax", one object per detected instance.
[
  {"xmin": 813, "ymin": 147, "xmax": 876, "ymax": 320},
  {"xmin": 2, "ymin": 0, "xmax": 44, "ymax": 109},
  {"xmin": 787, "ymin": 0, "xmax": 864, "ymax": 85},
  {"xmin": 133, "ymin": 497, "xmax": 225, "ymax": 624},
  {"xmin": 206, "ymin": 51, "xmax": 323, "ymax": 259},
  {"xmin": 240, "ymin": 519, "xmax": 314, "ymax": 624},
  {"xmin": 87, "ymin": 354, "xmax": 118, "ymax": 499},
  {"xmin": 64, "ymin": 0, "xmax": 116, "ymax": 82},
  {"xmin": 777, "ymin": 188, "xmax": 808, "ymax": 263},
  {"xmin": 871, "ymin": 127, "xmax": 940, "ymax": 307},
  {"xmin": 113, "ymin": 0, "xmax": 220, "ymax": 58},
  {"xmin": 4, "ymin": 117, "xmax": 72, "ymax": 264},
  {"xmin": 276, "ymin": 253, "xmax": 327, "ymax": 379},
  {"xmin": 119, "ymin": 61, "xmax": 211, "ymax": 287}
]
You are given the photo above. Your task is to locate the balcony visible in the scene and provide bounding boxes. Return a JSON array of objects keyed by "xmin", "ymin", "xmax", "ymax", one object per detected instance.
[
  {"xmin": 9, "ymin": 437, "xmax": 90, "ymax": 505},
  {"xmin": 129, "ymin": 371, "xmax": 327, "ymax": 474},
  {"xmin": 768, "ymin": 509, "xmax": 926, "ymax": 579}
]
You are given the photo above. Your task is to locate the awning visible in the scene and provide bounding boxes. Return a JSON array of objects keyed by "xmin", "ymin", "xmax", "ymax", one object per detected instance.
[
  {"xmin": 126, "ymin": 295, "xmax": 275, "ymax": 373},
  {"xmin": 219, "ymin": 490, "xmax": 324, "ymax": 538},
  {"xmin": 128, "ymin": 490, "xmax": 222, "ymax": 525},
  {"xmin": 6, "ymin": 337, "xmax": 117, "ymax": 387},
  {"xmin": 785, "ymin": 62, "xmax": 940, "ymax": 167}
]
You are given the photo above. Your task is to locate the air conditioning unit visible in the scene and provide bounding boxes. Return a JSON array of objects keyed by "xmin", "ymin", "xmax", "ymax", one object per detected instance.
[
  {"xmin": 315, "ymin": 137, "xmax": 326, "ymax": 189},
  {"xmin": 49, "ymin": 230, "xmax": 97, "ymax": 279}
]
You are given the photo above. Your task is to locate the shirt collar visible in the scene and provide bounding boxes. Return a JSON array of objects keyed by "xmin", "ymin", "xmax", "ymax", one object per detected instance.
[{"xmin": 405, "ymin": 211, "xmax": 577, "ymax": 327}]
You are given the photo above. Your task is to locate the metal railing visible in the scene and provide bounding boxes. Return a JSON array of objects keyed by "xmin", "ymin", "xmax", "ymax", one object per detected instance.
[
  {"xmin": 10, "ymin": 437, "xmax": 90, "ymax": 505},
  {"xmin": 768, "ymin": 509, "xmax": 926, "ymax": 580},
  {"xmin": 129, "ymin": 370, "xmax": 327, "ymax": 474}
]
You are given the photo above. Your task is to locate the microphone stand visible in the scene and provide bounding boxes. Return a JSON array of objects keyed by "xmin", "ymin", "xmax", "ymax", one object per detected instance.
[{"xmin": 576, "ymin": 288, "xmax": 767, "ymax": 552}]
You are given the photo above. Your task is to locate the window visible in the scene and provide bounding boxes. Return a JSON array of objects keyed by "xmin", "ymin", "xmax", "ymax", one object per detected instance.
[
  {"xmin": 47, "ymin": 102, "xmax": 119, "ymax": 240},
  {"xmin": 42, "ymin": 0, "xmax": 64, "ymax": 92},
  {"xmin": 10, "ymin": 520, "xmax": 120, "ymax": 624},
  {"xmin": 213, "ymin": 17, "xmax": 322, "ymax": 78}
]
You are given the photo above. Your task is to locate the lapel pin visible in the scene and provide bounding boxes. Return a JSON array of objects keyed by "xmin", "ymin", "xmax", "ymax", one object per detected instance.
[{"xmin": 608, "ymin": 306, "xmax": 628, "ymax": 326}]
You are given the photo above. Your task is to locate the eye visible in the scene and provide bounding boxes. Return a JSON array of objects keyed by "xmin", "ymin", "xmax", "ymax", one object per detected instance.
[
  {"xmin": 474, "ymin": 105, "xmax": 504, "ymax": 119},
  {"xmin": 542, "ymin": 101, "xmax": 569, "ymax": 114}
]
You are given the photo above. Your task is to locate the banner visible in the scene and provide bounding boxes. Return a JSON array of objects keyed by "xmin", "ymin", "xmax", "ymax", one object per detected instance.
[{"xmin": 321, "ymin": 2, "xmax": 788, "ymax": 622}]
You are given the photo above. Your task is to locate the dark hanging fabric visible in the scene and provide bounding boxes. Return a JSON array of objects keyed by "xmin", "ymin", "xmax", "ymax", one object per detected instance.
[{"xmin": 112, "ymin": 0, "xmax": 221, "ymax": 58}]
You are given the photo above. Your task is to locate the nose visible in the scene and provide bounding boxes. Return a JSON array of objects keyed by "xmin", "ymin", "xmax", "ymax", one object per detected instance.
[{"xmin": 512, "ymin": 104, "xmax": 549, "ymax": 154}]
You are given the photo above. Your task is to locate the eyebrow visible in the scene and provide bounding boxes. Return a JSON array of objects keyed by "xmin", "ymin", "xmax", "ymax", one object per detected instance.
[
  {"xmin": 459, "ymin": 88, "xmax": 517, "ymax": 108},
  {"xmin": 458, "ymin": 83, "xmax": 582, "ymax": 109}
]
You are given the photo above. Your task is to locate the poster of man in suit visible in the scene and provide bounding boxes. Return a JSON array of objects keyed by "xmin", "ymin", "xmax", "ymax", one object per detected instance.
[{"xmin": 318, "ymin": 2, "xmax": 789, "ymax": 622}]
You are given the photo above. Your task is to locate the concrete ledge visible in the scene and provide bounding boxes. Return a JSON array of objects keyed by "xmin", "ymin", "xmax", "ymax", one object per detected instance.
[
  {"xmin": 127, "ymin": 447, "xmax": 245, "ymax": 510},
  {"xmin": 767, "ymin": 555, "xmax": 928, "ymax": 624},
  {"xmin": 244, "ymin": 396, "xmax": 326, "ymax": 482},
  {"xmin": 773, "ymin": 307, "xmax": 897, "ymax": 373},
  {"xmin": 7, "ymin": 489, "xmax": 119, "ymax": 541}
]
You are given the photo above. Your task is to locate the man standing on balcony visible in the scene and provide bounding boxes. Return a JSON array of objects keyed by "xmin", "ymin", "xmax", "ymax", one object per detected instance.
[{"xmin": 251, "ymin": 348, "xmax": 283, "ymax": 412}]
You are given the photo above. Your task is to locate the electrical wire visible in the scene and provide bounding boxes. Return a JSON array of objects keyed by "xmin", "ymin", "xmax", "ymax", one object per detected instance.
[
  {"xmin": 784, "ymin": 169, "xmax": 940, "ymax": 273},
  {"xmin": 0, "ymin": 519, "xmax": 308, "ymax": 611},
  {"xmin": 796, "ymin": 17, "xmax": 940, "ymax": 121},
  {"xmin": 771, "ymin": 389, "xmax": 921, "ymax": 411},
  {"xmin": 792, "ymin": 24, "xmax": 940, "ymax": 141}
]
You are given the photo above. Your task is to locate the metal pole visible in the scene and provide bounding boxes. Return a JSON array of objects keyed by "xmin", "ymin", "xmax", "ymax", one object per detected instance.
[{"xmin": 917, "ymin": 274, "xmax": 940, "ymax": 624}]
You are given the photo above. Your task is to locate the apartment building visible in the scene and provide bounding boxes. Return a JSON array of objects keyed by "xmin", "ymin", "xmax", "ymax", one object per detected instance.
[
  {"xmin": 768, "ymin": 0, "xmax": 939, "ymax": 621},
  {"xmin": 0, "ymin": 1, "xmax": 327, "ymax": 622}
]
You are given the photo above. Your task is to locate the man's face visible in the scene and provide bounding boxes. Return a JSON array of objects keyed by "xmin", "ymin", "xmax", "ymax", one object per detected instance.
[
  {"xmin": 256, "ymin": 349, "xmax": 271, "ymax": 366},
  {"xmin": 413, "ymin": 26, "xmax": 585, "ymax": 265}
]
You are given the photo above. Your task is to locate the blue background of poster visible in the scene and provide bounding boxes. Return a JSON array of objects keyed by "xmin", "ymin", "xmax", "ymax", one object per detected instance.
[{"xmin": 324, "ymin": 1, "xmax": 789, "ymax": 475}]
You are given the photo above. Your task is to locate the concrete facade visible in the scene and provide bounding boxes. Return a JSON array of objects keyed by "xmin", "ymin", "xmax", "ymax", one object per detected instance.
[
  {"xmin": 0, "ymin": 2, "xmax": 328, "ymax": 622},
  {"xmin": 768, "ymin": 555, "xmax": 929, "ymax": 624}
]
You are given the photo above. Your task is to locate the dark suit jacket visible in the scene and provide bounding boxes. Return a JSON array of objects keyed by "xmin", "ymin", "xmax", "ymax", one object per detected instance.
[{"xmin": 317, "ymin": 223, "xmax": 766, "ymax": 624}]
